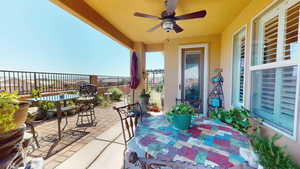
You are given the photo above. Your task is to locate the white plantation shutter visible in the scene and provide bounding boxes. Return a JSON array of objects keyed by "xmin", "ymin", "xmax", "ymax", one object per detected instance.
[
  {"xmin": 251, "ymin": 0, "xmax": 300, "ymax": 137},
  {"xmin": 278, "ymin": 66, "xmax": 297, "ymax": 133},
  {"xmin": 239, "ymin": 37, "xmax": 245, "ymax": 103},
  {"xmin": 284, "ymin": 2, "xmax": 300, "ymax": 60},
  {"xmin": 260, "ymin": 69, "xmax": 275, "ymax": 114},
  {"xmin": 263, "ymin": 16, "xmax": 279, "ymax": 63},
  {"xmin": 232, "ymin": 29, "xmax": 246, "ymax": 107}
]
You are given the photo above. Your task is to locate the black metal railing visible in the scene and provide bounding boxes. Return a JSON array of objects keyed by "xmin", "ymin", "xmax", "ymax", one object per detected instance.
[
  {"xmin": 0, "ymin": 70, "xmax": 90, "ymax": 95},
  {"xmin": 98, "ymin": 76, "xmax": 130, "ymax": 87}
]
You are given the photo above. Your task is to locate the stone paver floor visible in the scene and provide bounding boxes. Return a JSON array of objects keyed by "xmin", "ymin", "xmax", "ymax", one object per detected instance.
[{"xmin": 29, "ymin": 101, "xmax": 124, "ymax": 169}]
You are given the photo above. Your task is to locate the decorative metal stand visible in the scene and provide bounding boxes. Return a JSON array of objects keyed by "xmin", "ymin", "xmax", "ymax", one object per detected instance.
[{"xmin": 208, "ymin": 69, "xmax": 224, "ymax": 114}]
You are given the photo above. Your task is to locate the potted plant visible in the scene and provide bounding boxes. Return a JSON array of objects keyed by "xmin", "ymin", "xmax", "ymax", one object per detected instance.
[
  {"xmin": 166, "ymin": 104, "xmax": 194, "ymax": 130},
  {"xmin": 147, "ymin": 103, "xmax": 160, "ymax": 112},
  {"xmin": 0, "ymin": 91, "xmax": 29, "ymax": 134},
  {"xmin": 140, "ymin": 89, "xmax": 150, "ymax": 105}
]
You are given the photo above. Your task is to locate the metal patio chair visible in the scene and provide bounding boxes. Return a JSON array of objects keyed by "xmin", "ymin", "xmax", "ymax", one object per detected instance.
[{"xmin": 113, "ymin": 103, "xmax": 143, "ymax": 168}]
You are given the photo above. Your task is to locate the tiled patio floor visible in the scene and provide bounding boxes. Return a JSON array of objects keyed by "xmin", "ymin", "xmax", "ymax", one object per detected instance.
[
  {"xmin": 29, "ymin": 101, "xmax": 124, "ymax": 169},
  {"xmin": 55, "ymin": 123, "xmax": 125, "ymax": 169}
]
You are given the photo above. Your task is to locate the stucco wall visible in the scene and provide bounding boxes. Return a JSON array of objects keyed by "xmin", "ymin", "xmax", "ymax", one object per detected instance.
[
  {"xmin": 220, "ymin": 0, "xmax": 300, "ymax": 163},
  {"xmin": 163, "ymin": 35, "xmax": 221, "ymax": 112}
]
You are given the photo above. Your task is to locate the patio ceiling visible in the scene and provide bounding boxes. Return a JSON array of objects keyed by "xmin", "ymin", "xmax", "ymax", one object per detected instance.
[{"xmin": 50, "ymin": 0, "xmax": 251, "ymax": 49}]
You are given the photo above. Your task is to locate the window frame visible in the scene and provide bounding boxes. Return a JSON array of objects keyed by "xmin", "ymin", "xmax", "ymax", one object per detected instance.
[
  {"xmin": 249, "ymin": 0, "xmax": 300, "ymax": 140},
  {"xmin": 231, "ymin": 26, "xmax": 247, "ymax": 108}
]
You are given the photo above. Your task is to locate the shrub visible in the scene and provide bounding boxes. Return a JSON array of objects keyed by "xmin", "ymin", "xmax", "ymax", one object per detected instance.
[
  {"xmin": 250, "ymin": 131, "xmax": 300, "ymax": 169},
  {"xmin": 107, "ymin": 87, "xmax": 123, "ymax": 101},
  {"xmin": 67, "ymin": 101, "xmax": 76, "ymax": 115},
  {"xmin": 210, "ymin": 107, "xmax": 250, "ymax": 134},
  {"xmin": 31, "ymin": 89, "xmax": 41, "ymax": 99},
  {"xmin": 95, "ymin": 95, "xmax": 111, "ymax": 107},
  {"xmin": 39, "ymin": 101, "xmax": 55, "ymax": 119}
]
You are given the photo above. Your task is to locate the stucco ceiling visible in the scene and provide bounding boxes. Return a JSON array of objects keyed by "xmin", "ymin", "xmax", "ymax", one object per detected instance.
[{"xmin": 84, "ymin": 0, "xmax": 251, "ymax": 44}]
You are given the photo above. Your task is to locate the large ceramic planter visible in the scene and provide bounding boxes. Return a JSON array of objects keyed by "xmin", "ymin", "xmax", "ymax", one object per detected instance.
[
  {"xmin": 173, "ymin": 114, "xmax": 191, "ymax": 130},
  {"xmin": 14, "ymin": 102, "xmax": 29, "ymax": 130}
]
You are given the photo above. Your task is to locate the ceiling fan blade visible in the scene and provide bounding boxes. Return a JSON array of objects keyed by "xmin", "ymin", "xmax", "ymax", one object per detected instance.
[
  {"xmin": 147, "ymin": 23, "xmax": 162, "ymax": 32},
  {"xmin": 166, "ymin": 0, "xmax": 179, "ymax": 15},
  {"xmin": 175, "ymin": 10, "xmax": 207, "ymax": 20},
  {"xmin": 134, "ymin": 12, "xmax": 161, "ymax": 20},
  {"xmin": 173, "ymin": 23, "xmax": 183, "ymax": 33}
]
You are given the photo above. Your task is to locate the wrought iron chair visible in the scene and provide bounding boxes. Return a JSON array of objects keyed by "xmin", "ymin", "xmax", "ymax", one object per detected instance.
[
  {"xmin": 175, "ymin": 98, "xmax": 202, "ymax": 115},
  {"xmin": 113, "ymin": 103, "xmax": 143, "ymax": 168},
  {"xmin": 76, "ymin": 84, "xmax": 98, "ymax": 126}
]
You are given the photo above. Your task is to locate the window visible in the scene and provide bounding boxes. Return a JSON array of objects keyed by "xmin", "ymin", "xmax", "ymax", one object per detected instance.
[
  {"xmin": 232, "ymin": 28, "xmax": 246, "ymax": 107},
  {"xmin": 251, "ymin": 0, "xmax": 300, "ymax": 137}
]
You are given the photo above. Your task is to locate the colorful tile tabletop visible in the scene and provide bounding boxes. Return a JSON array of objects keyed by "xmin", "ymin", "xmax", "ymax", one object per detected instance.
[{"xmin": 134, "ymin": 115, "xmax": 251, "ymax": 169}]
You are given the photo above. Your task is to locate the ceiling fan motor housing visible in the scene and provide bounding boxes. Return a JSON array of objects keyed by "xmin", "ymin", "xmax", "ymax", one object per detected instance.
[{"xmin": 162, "ymin": 19, "xmax": 174, "ymax": 32}]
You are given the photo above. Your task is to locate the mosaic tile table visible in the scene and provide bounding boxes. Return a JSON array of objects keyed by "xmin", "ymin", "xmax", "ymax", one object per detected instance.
[{"xmin": 133, "ymin": 115, "xmax": 252, "ymax": 169}]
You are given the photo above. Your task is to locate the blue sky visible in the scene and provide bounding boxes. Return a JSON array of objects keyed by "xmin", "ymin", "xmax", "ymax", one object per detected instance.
[{"xmin": 0, "ymin": 1, "xmax": 163, "ymax": 76}]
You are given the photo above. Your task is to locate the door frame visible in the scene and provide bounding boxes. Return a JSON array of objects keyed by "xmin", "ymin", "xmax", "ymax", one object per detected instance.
[{"xmin": 178, "ymin": 44, "xmax": 209, "ymax": 116}]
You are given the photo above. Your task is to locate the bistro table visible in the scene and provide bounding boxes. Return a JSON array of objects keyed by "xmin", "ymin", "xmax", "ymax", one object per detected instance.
[
  {"xmin": 131, "ymin": 115, "xmax": 252, "ymax": 169},
  {"xmin": 28, "ymin": 94, "xmax": 82, "ymax": 141}
]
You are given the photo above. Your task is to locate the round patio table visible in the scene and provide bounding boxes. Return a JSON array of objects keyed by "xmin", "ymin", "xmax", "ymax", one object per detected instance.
[{"xmin": 133, "ymin": 115, "xmax": 252, "ymax": 169}]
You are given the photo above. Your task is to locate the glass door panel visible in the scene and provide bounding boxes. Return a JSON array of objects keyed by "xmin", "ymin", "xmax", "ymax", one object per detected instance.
[{"xmin": 181, "ymin": 49, "xmax": 204, "ymax": 113}]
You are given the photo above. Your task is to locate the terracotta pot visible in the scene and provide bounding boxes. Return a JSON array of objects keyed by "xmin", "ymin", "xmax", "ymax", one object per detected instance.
[{"xmin": 14, "ymin": 102, "xmax": 29, "ymax": 130}]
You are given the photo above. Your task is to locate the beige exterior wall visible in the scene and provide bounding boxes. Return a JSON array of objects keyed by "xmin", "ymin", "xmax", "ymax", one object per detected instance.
[
  {"xmin": 220, "ymin": 0, "xmax": 300, "ymax": 163},
  {"xmin": 163, "ymin": 35, "xmax": 221, "ymax": 111}
]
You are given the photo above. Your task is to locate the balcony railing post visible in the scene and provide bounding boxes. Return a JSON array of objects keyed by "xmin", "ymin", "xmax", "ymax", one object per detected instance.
[{"xmin": 34, "ymin": 72, "xmax": 37, "ymax": 90}]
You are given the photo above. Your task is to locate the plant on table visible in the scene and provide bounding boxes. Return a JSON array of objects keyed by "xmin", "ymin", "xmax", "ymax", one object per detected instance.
[
  {"xmin": 107, "ymin": 87, "xmax": 123, "ymax": 101},
  {"xmin": 210, "ymin": 107, "xmax": 251, "ymax": 134},
  {"xmin": 250, "ymin": 129, "xmax": 300, "ymax": 169},
  {"xmin": 166, "ymin": 104, "xmax": 195, "ymax": 130}
]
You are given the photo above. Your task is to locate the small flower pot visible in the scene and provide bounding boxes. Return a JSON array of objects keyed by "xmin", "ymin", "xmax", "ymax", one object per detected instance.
[{"xmin": 173, "ymin": 114, "xmax": 191, "ymax": 130}]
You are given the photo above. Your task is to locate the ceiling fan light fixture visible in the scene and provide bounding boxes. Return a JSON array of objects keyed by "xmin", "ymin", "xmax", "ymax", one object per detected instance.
[{"xmin": 162, "ymin": 20, "xmax": 174, "ymax": 32}]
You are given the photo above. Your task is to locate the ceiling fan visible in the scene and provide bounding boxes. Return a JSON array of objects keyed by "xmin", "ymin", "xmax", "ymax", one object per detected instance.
[{"xmin": 133, "ymin": 0, "xmax": 207, "ymax": 33}]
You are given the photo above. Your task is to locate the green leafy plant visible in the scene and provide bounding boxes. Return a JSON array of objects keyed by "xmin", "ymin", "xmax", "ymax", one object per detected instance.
[
  {"xmin": 250, "ymin": 130, "xmax": 299, "ymax": 169},
  {"xmin": 39, "ymin": 101, "xmax": 55, "ymax": 117},
  {"xmin": 95, "ymin": 95, "xmax": 110, "ymax": 107},
  {"xmin": 67, "ymin": 101, "xmax": 76, "ymax": 115},
  {"xmin": 166, "ymin": 104, "xmax": 195, "ymax": 121},
  {"xmin": 0, "ymin": 91, "xmax": 20, "ymax": 132},
  {"xmin": 107, "ymin": 87, "xmax": 123, "ymax": 101},
  {"xmin": 210, "ymin": 107, "xmax": 250, "ymax": 134},
  {"xmin": 31, "ymin": 89, "xmax": 41, "ymax": 99}
]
